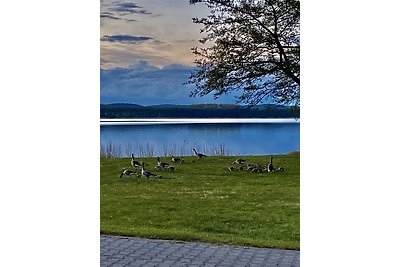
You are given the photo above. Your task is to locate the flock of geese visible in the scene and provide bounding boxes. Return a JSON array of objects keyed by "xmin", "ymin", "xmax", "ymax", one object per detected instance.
[
  {"xmin": 120, "ymin": 153, "xmax": 183, "ymax": 179},
  {"xmin": 120, "ymin": 149, "xmax": 284, "ymax": 179},
  {"xmin": 228, "ymin": 157, "xmax": 284, "ymax": 173}
]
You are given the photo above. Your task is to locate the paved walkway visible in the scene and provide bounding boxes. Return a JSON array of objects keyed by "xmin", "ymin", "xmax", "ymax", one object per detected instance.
[{"xmin": 101, "ymin": 235, "xmax": 300, "ymax": 267}]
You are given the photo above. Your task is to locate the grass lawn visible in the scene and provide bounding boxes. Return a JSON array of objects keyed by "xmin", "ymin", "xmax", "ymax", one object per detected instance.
[{"xmin": 100, "ymin": 153, "xmax": 300, "ymax": 250}]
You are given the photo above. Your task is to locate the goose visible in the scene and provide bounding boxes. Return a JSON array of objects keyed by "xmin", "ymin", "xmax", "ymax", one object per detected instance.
[
  {"xmin": 141, "ymin": 162, "xmax": 162, "ymax": 179},
  {"xmin": 131, "ymin": 153, "xmax": 140, "ymax": 168},
  {"xmin": 166, "ymin": 165, "xmax": 175, "ymax": 171},
  {"xmin": 267, "ymin": 157, "xmax": 274, "ymax": 173},
  {"xmin": 247, "ymin": 163, "xmax": 262, "ymax": 172},
  {"xmin": 247, "ymin": 163, "xmax": 256, "ymax": 171},
  {"xmin": 249, "ymin": 164, "xmax": 261, "ymax": 173},
  {"xmin": 228, "ymin": 166, "xmax": 235, "ymax": 171},
  {"xmin": 154, "ymin": 165, "xmax": 162, "ymax": 171},
  {"xmin": 192, "ymin": 148, "xmax": 206, "ymax": 159},
  {"xmin": 155, "ymin": 163, "xmax": 175, "ymax": 171},
  {"xmin": 120, "ymin": 168, "xmax": 137, "ymax": 178},
  {"xmin": 157, "ymin": 157, "xmax": 170, "ymax": 169},
  {"xmin": 276, "ymin": 166, "xmax": 284, "ymax": 172},
  {"xmin": 233, "ymin": 158, "xmax": 246, "ymax": 165},
  {"xmin": 171, "ymin": 155, "xmax": 184, "ymax": 163}
]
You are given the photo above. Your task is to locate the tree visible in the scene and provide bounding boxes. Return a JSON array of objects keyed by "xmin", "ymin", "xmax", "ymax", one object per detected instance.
[{"xmin": 188, "ymin": 0, "xmax": 300, "ymax": 107}]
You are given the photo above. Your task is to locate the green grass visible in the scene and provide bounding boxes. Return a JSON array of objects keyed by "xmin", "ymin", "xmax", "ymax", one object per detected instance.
[{"xmin": 100, "ymin": 154, "xmax": 300, "ymax": 250}]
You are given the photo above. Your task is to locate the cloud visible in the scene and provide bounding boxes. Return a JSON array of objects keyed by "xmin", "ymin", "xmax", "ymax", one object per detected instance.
[
  {"xmin": 100, "ymin": 61, "xmax": 238, "ymax": 105},
  {"xmin": 100, "ymin": 11, "xmax": 137, "ymax": 22},
  {"xmin": 100, "ymin": 12, "xmax": 122, "ymax": 20},
  {"xmin": 111, "ymin": 2, "xmax": 152, "ymax": 15},
  {"xmin": 100, "ymin": 1, "xmax": 152, "ymax": 23},
  {"xmin": 101, "ymin": 35, "xmax": 153, "ymax": 44}
]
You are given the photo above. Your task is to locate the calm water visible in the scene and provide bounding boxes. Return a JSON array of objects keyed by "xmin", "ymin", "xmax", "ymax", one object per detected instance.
[{"xmin": 100, "ymin": 119, "xmax": 299, "ymax": 157}]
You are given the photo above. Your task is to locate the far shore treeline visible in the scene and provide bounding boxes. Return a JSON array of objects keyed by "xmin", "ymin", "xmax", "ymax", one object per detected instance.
[{"xmin": 100, "ymin": 103, "xmax": 299, "ymax": 119}]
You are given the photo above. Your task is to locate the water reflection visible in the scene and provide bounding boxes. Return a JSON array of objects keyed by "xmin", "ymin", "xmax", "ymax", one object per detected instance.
[{"xmin": 100, "ymin": 123, "xmax": 299, "ymax": 157}]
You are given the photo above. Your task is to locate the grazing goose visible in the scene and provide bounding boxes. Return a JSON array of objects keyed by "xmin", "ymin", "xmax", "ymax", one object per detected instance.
[
  {"xmin": 228, "ymin": 166, "xmax": 235, "ymax": 172},
  {"xmin": 141, "ymin": 162, "xmax": 162, "ymax": 179},
  {"xmin": 131, "ymin": 153, "xmax": 140, "ymax": 168},
  {"xmin": 120, "ymin": 168, "xmax": 137, "ymax": 178},
  {"xmin": 171, "ymin": 155, "xmax": 184, "ymax": 163},
  {"xmin": 192, "ymin": 148, "xmax": 206, "ymax": 159},
  {"xmin": 267, "ymin": 157, "xmax": 274, "ymax": 173},
  {"xmin": 233, "ymin": 158, "xmax": 246, "ymax": 165}
]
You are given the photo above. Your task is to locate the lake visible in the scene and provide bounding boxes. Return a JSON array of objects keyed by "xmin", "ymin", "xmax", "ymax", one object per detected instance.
[{"xmin": 100, "ymin": 119, "xmax": 300, "ymax": 157}]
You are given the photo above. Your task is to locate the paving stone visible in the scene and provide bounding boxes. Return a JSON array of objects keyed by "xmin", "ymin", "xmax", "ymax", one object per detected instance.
[{"xmin": 100, "ymin": 235, "xmax": 300, "ymax": 267}]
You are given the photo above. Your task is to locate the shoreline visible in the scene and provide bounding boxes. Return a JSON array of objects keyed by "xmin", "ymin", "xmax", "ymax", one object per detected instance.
[
  {"xmin": 100, "ymin": 151, "xmax": 300, "ymax": 159},
  {"xmin": 100, "ymin": 118, "xmax": 300, "ymax": 126}
]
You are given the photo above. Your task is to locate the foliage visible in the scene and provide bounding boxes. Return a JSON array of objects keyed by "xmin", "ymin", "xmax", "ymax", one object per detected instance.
[
  {"xmin": 101, "ymin": 154, "xmax": 300, "ymax": 250},
  {"xmin": 188, "ymin": 0, "xmax": 300, "ymax": 106}
]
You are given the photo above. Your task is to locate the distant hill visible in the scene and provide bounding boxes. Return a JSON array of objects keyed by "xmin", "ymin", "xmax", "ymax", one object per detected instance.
[{"xmin": 100, "ymin": 103, "xmax": 299, "ymax": 118}]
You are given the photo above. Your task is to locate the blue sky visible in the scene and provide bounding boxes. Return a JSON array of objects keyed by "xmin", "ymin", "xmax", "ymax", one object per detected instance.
[{"xmin": 100, "ymin": 0, "xmax": 240, "ymax": 105}]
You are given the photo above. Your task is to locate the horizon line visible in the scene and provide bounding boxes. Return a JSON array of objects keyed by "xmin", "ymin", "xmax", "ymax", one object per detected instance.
[{"xmin": 100, "ymin": 102, "xmax": 297, "ymax": 107}]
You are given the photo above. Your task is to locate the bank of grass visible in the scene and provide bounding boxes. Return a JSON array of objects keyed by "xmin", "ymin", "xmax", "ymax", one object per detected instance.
[{"xmin": 100, "ymin": 153, "xmax": 300, "ymax": 250}]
